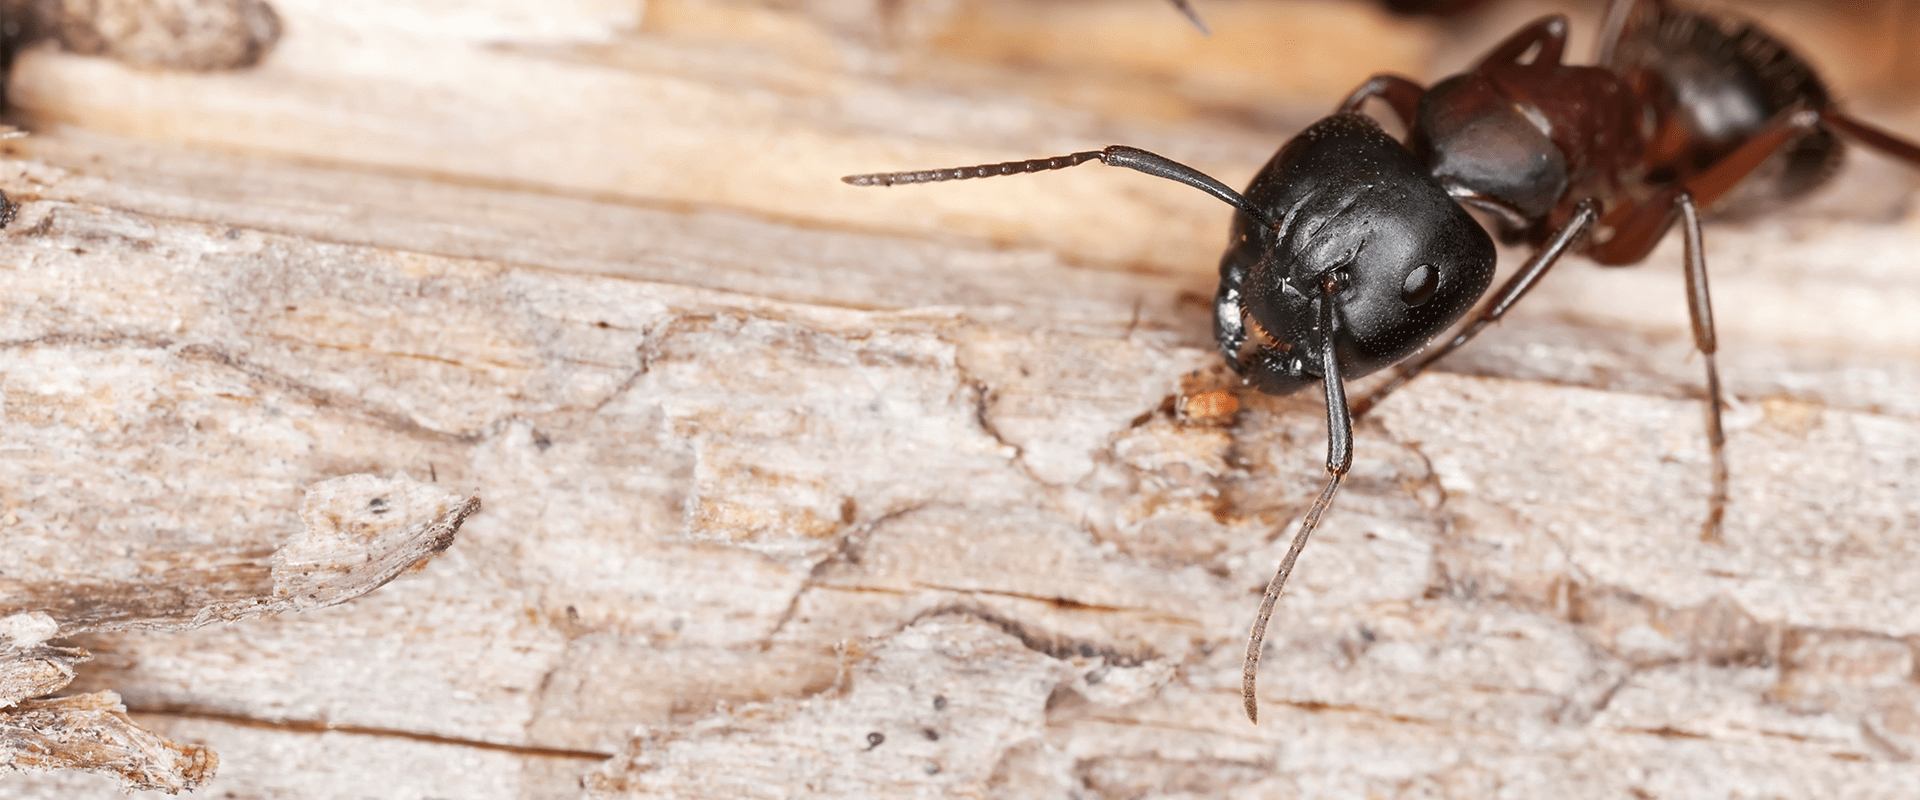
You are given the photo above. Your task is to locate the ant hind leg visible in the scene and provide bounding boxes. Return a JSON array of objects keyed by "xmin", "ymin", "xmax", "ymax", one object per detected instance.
[{"xmin": 1820, "ymin": 109, "xmax": 1920, "ymax": 168}]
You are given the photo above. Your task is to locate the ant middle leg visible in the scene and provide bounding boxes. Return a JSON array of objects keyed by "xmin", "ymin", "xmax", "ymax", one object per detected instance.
[
  {"xmin": 1588, "ymin": 189, "xmax": 1726, "ymax": 541},
  {"xmin": 1587, "ymin": 106, "xmax": 1894, "ymax": 537},
  {"xmin": 1574, "ymin": 104, "xmax": 1878, "ymax": 541},
  {"xmin": 1590, "ymin": 105, "xmax": 1920, "ymax": 539}
]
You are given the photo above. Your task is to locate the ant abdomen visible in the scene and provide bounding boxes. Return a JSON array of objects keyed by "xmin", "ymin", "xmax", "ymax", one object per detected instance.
[{"xmin": 1610, "ymin": 4, "xmax": 1843, "ymax": 215}]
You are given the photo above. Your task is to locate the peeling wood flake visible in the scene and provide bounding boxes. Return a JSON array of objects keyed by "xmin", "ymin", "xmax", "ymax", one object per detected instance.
[
  {"xmin": 273, "ymin": 476, "xmax": 479, "ymax": 613},
  {"xmin": 0, "ymin": 475, "xmax": 474, "ymax": 792},
  {"xmin": 0, "ymin": 692, "xmax": 218, "ymax": 794},
  {"xmin": 583, "ymin": 615, "xmax": 1078, "ymax": 799}
]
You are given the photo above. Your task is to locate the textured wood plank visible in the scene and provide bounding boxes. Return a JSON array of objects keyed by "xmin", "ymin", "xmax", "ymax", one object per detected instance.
[
  {"xmin": 0, "ymin": 468, "xmax": 476, "ymax": 792},
  {"xmin": 1, "ymin": 0, "xmax": 1916, "ymax": 797}
]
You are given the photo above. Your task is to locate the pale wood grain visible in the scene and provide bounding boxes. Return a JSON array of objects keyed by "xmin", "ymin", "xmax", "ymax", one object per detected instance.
[{"xmin": 1, "ymin": 0, "xmax": 1916, "ymax": 797}]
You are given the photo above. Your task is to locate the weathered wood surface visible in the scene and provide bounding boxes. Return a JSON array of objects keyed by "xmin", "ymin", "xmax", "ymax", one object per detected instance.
[
  {"xmin": 1, "ymin": 469, "xmax": 478, "ymax": 791},
  {"xmin": 1, "ymin": 0, "xmax": 1917, "ymax": 797}
]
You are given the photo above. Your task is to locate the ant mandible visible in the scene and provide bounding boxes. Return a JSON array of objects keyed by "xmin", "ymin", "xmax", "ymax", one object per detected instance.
[{"xmin": 840, "ymin": 0, "xmax": 1920, "ymax": 723}]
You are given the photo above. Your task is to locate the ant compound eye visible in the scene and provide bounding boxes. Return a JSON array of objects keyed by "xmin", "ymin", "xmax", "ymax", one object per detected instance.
[{"xmin": 1401, "ymin": 264, "xmax": 1439, "ymax": 307}]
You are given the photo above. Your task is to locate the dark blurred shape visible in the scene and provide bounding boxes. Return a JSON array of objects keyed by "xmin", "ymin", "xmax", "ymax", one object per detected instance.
[
  {"xmin": 3, "ymin": 0, "xmax": 281, "ymax": 71},
  {"xmin": 1379, "ymin": 0, "xmax": 1494, "ymax": 16}
]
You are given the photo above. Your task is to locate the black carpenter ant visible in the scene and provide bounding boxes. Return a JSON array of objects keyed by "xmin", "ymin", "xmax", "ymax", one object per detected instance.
[{"xmin": 841, "ymin": 0, "xmax": 1920, "ymax": 723}]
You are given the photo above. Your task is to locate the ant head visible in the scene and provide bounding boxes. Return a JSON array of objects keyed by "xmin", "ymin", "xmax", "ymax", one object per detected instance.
[{"xmin": 1226, "ymin": 113, "xmax": 1495, "ymax": 393}]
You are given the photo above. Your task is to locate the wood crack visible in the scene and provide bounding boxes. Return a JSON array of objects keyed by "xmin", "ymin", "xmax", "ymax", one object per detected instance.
[{"xmin": 125, "ymin": 706, "xmax": 613, "ymax": 761}]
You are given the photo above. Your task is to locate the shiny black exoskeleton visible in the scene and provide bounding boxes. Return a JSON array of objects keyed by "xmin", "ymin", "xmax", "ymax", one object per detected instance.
[
  {"xmin": 841, "ymin": 0, "xmax": 1920, "ymax": 725},
  {"xmin": 1213, "ymin": 114, "xmax": 1494, "ymax": 396}
]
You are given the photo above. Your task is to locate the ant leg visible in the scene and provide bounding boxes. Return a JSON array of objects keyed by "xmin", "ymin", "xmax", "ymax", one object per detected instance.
[
  {"xmin": 1675, "ymin": 195, "xmax": 1727, "ymax": 542},
  {"xmin": 1583, "ymin": 189, "xmax": 1727, "ymax": 541},
  {"xmin": 1596, "ymin": 0, "xmax": 1675, "ymax": 66},
  {"xmin": 1595, "ymin": 0, "xmax": 1636, "ymax": 66},
  {"xmin": 1479, "ymin": 14, "xmax": 1568, "ymax": 69},
  {"xmin": 1668, "ymin": 104, "xmax": 1919, "ymax": 219},
  {"xmin": 1584, "ymin": 103, "xmax": 1896, "ymax": 541},
  {"xmin": 1337, "ymin": 74, "xmax": 1426, "ymax": 128},
  {"xmin": 1243, "ymin": 276, "xmax": 1353, "ymax": 725},
  {"xmin": 1820, "ymin": 109, "xmax": 1920, "ymax": 167},
  {"xmin": 1665, "ymin": 108, "xmax": 1822, "ymax": 207},
  {"xmin": 1585, "ymin": 105, "xmax": 1920, "ymax": 541},
  {"xmin": 1585, "ymin": 114, "xmax": 1838, "ymax": 543},
  {"xmin": 1166, "ymin": 0, "xmax": 1209, "ymax": 35},
  {"xmin": 1350, "ymin": 199, "xmax": 1600, "ymax": 418}
]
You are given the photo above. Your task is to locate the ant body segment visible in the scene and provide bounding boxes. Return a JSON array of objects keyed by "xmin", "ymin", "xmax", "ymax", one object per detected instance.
[{"xmin": 842, "ymin": 0, "xmax": 1920, "ymax": 723}]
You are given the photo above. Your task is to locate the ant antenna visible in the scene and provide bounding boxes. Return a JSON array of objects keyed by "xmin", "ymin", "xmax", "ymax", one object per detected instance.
[
  {"xmin": 1242, "ymin": 275, "xmax": 1353, "ymax": 724},
  {"xmin": 1167, "ymin": 0, "xmax": 1211, "ymax": 35},
  {"xmin": 842, "ymin": 145, "xmax": 1272, "ymax": 227}
]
